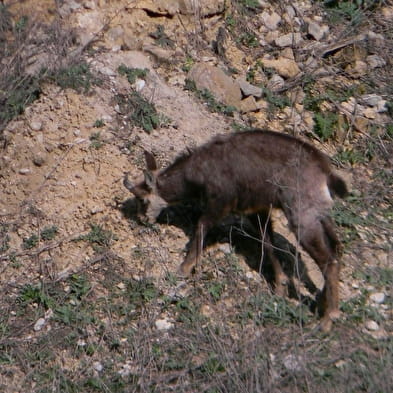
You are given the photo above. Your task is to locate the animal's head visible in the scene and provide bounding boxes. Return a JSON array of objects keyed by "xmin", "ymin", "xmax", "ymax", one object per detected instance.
[{"xmin": 124, "ymin": 151, "xmax": 168, "ymax": 223}]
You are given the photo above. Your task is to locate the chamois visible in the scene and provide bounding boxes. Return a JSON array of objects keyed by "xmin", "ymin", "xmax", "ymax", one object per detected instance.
[{"xmin": 124, "ymin": 129, "xmax": 348, "ymax": 331}]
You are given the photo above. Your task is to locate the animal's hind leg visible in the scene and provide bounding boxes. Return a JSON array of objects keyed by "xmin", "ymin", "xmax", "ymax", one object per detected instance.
[
  {"xmin": 249, "ymin": 213, "xmax": 289, "ymax": 296},
  {"xmin": 296, "ymin": 216, "xmax": 341, "ymax": 332}
]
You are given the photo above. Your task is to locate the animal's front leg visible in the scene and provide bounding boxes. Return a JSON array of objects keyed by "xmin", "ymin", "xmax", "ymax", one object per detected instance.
[{"xmin": 178, "ymin": 215, "xmax": 214, "ymax": 276}]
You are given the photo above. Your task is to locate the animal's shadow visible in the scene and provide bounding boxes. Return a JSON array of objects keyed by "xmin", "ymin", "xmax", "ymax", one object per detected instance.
[{"xmin": 121, "ymin": 198, "xmax": 319, "ymax": 310}]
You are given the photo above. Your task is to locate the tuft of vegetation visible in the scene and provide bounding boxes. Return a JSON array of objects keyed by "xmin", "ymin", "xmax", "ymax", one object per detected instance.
[
  {"xmin": 313, "ymin": 111, "xmax": 338, "ymax": 141},
  {"xmin": 76, "ymin": 223, "xmax": 117, "ymax": 251},
  {"xmin": 48, "ymin": 62, "xmax": 101, "ymax": 93},
  {"xmin": 89, "ymin": 131, "xmax": 104, "ymax": 149},
  {"xmin": 93, "ymin": 119, "xmax": 105, "ymax": 128},
  {"xmin": 21, "ymin": 226, "xmax": 59, "ymax": 250},
  {"xmin": 0, "ymin": 224, "xmax": 10, "ymax": 253},
  {"xmin": 149, "ymin": 24, "xmax": 175, "ymax": 49},
  {"xmin": 115, "ymin": 91, "xmax": 169, "ymax": 133},
  {"xmin": 262, "ymin": 87, "xmax": 291, "ymax": 110},
  {"xmin": 118, "ymin": 64, "xmax": 149, "ymax": 84}
]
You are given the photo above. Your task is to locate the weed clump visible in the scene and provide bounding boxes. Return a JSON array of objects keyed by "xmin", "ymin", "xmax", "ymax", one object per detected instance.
[{"xmin": 115, "ymin": 91, "xmax": 163, "ymax": 133}]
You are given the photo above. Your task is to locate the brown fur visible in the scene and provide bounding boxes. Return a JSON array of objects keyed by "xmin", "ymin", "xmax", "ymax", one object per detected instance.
[{"xmin": 124, "ymin": 129, "xmax": 348, "ymax": 331}]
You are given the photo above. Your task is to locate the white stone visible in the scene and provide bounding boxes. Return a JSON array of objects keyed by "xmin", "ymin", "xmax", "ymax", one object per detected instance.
[
  {"xmin": 93, "ymin": 361, "xmax": 104, "ymax": 372},
  {"xmin": 34, "ymin": 318, "xmax": 46, "ymax": 331},
  {"xmin": 19, "ymin": 168, "xmax": 31, "ymax": 175},
  {"xmin": 365, "ymin": 320, "xmax": 379, "ymax": 331},
  {"xmin": 134, "ymin": 79, "xmax": 146, "ymax": 92},
  {"xmin": 369, "ymin": 292, "xmax": 385, "ymax": 304},
  {"xmin": 155, "ymin": 318, "xmax": 173, "ymax": 331},
  {"xmin": 360, "ymin": 94, "xmax": 382, "ymax": 107},
  {"xmin": 30, "ymin": 120, "xmax": 42, "ymax": 131}
]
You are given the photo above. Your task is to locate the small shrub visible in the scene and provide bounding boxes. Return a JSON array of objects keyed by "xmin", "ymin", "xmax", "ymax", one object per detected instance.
[
  {"xmin": 89, "ymin": 131, "xmax": 104, "ymax": 149},
  {"xmin": 93, "ymin": 119, "xmax": 105, "ymax": 128},
  {"xmin": 149, "ymin": 25, "xmax": 175, "ymax": 49},
  {"xmin": 76, "ymin": 223, "xmax": 117, "ymax": 251},
  {"xmin": 118, "ymin": 65, "xmax": 148, "ymax": 84},
  {"xmin": 115, "ymin": 91, "xmax": 162, "ymax": 133},
  {"xmin": 40, "ymin": 226, "xmax": 58, "ymax": 241},
  {"xmin": 48, "ymin": 62, "xmax": 101, "ymax": 93},
  {"xmin": 22, "ymin": 234, "xmax": 39, "ymax": 250},
  {"xmin": 314, "ymin": 111, "xmax": 338, "ymax": 140},
  {"xmin": 0, "ymin": 224, "xmax": 10, "ymax": 253}
]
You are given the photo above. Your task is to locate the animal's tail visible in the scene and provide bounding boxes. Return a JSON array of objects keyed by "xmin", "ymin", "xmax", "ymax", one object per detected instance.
[{"xmin": 328, "ymin": 173, "xmax": 348, "ymax": 198}]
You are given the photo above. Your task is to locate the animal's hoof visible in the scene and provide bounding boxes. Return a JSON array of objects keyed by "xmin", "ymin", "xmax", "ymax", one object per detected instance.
[
  {"xmin": 274, "ymin": 283, "xmax": 288, "ymax": 297},
  {"xmin": 328, "ymin": 309, "xmax": 341, "ymax": 321},
  {"xmin": 318, "ymin": 315, "xmax": 335, "ymax": 333},
  {"xmin": 177, "ymin": 265, "xmax": 193, "ymax": 278}
]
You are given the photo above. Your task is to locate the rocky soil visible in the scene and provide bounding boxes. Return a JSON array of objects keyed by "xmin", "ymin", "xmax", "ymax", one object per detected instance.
[{"xmin": 0, "ymin": 1, "xmax": 392, "ymax": 392}]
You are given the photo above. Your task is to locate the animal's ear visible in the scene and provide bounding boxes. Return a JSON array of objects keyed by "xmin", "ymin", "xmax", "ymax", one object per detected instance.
[
  {"xmin": 144, "ymin": 170, "xmax": 156, "ymax": 190},
  {"xmin": 144, "ymin": 150, "xmax": 158, "ymax": 171}
]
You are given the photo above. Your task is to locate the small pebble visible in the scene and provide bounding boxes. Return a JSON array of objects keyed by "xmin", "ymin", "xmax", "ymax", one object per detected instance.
[
  {"xmin": 155, "ymin": 318, "xmax": 173, "ymax": 331},
  {"xmin": 369, "ymin": 292, "xmax": 385, "ymax": 304},
  {"xmin": 34, "ymin": 318, "xmax": 46, "ymax": 331},
  {"xmin": 365, "ymin": 320, "xmax": 379, "ymax": 331},
  {"xmin": 19, "ymin": 168, "xmax": 31, "ymax": 175}
]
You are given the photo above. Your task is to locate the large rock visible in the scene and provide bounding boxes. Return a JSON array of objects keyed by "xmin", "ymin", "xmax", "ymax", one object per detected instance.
[
  {"xmin": 262, "ymin": 57, "xmax": 301, "ymax": 79},
  {"xmin": 188, "ymin": 63, "xmax": 242, "ymax": 108},
  {"xmin": 135, "ymin": 0, "xmax": 226, "ymax": 16}
]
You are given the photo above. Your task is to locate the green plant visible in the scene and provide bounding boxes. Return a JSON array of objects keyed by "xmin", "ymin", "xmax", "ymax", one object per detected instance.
[
  {"xmin": 0, "ymin": 75, "xmax": 41, "ymax": 129},
  {"xmin": 200, "ymin": 353, "xmax": 225, "ymax": 375},
  {"xmin": 77, "ymin": 223, "xmax": 117, "ymax": 250},
  {"xmin": 93, "ymin": 119, "xmax": 105, "ymax": 128},
  {"xmin": 238, "ymin": 32, "xmax": 259, "ymax": 48},
  {"xmin": 149, "ymin": 24, "xmax": 175, "ymax": 49},
  {"xmin": 0, "ymin": 223, "xmax": 10, "ymax": 253},
  {"xmin": 115, "ymin": 91, "xmax": 162, "ymax": 133},
  {"xmin": 118, "ymin": 65, "xmax": 148, "ymax": 84},
  {"xmin": 41, "ymin": 225, "xmax": 59, "ymax": 241},
  {"xmin": 334, "ymin": 148, "xmax": 365, "ymax": 166},
  {"xmin": 236, "ymin": 0, "xmax": 262, "ymax": 13},
  {"xmin": 15, "ymin": 15, "xmax": 28, "ymax": 33},
  {"xmin": 22, "ymin": 234, "xmax": 39, "ymax": 249},
  {"xmin": 340, "ymin": 289, "xmax": 385, "ymax": 324},
  {"xmin": 239, "ymin": 294, "xmax": 311, "ymax": 327},
  {"xmin": 89, "ymin": 131, "xmax": 104, "ymax": 149},
  {"xmin": 207, "ymin": 282, "xmax": 225, "ymax": 302},
  {"xmin": 323, "ymin": 0, "xmax": 365, "ymax": 26},
  {"xmin": 18, "ymin": 284, "xmax": 54, "ymax": 309},
  {"xmin": 313, "ymin": 111, "xmax": 338, "ymax": 140},
  {"xmin": 262, "ymin": 87, "xmax": 290, "ymax": 110},
  {"xmin": 182, "ymin": 56, "xmax": 194, "ymax": 73},
  {"xmin": 49, "ymin": 62, "xmax": 101, "ymax": 93},
  {"xmin": 126, "ymin": 278, "xmax": 159, "ymax": 307}
]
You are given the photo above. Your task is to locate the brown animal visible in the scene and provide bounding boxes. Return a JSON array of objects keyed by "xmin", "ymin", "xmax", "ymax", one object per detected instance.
[{"xmin": 124, "ymin": 129, "xmax": 348, "ymax": 331}]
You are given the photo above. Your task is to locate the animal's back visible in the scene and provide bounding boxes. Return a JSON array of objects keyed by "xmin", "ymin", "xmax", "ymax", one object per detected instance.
[{"xmin": 185, "ymin": 130, "xmax": 332, "ymax": 204}]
